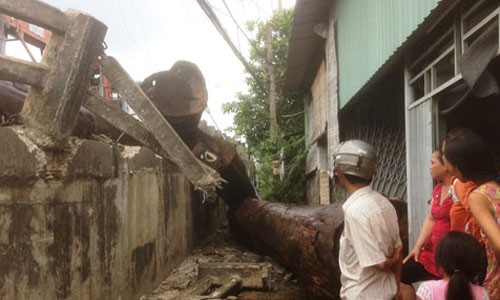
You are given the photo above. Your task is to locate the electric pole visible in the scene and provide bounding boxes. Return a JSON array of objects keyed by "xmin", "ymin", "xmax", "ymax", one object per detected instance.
[
  {"xmin": 266, "ymin": 25, "xmax": 277, "ymax": 137},
  {"xmin": 0, "ymin": 15, "xmax": 6, "ymax": 54}
]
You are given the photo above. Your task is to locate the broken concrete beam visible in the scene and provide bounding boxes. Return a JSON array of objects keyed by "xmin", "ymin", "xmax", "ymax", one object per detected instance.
[
  {"xmin": 21, "ymin": 10, "xmax": 107, "ymax": 146},
  {"xmin": 100, "ymin": 55, "xmax": 222, "ymax": 193},
  {"xmin": 83, "ymin": 91, "xmax": 164, "ymax": 157},
  {"xmin": 0, "ymin": 0, "xmax": 67, "ymax": 34},
  {"xmin": 0, "ymin": 54, "xmax": 48, "ymax": 87},
  {"xmin": 198, "ymin": 262, "xmax": 269, "ymax": 289}
]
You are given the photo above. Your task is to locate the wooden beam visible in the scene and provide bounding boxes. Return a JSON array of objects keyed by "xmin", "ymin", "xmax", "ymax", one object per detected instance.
[
  {"xmin": 21, "ymin": 10, "xmax": 107, "ymax": 146},
  {"xmin": 0, "ymin": 0, "xmax": 67, "ymax": 34},
  {"xmin": 100, "ymin": 55, "xmax": 222, "ymax": 192},
  {"xmin": 0, "ymin": 54, "xmax": 48, "ymax": 87}
]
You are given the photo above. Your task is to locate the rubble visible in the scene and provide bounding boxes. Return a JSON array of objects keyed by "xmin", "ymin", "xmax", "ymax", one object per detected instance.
[{"xmin": 141, "ymin": 225, "xmax": 307, "ymax": 300}]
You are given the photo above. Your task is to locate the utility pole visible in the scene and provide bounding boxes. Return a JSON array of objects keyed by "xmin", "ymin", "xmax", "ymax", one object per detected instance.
[
  {"xmin": 0, "ymin": 15, "xmax": 6, "ymax": 54},
  {"xmin": 266, "ymin": 25, "xmax": 277, "ymax": 137}
]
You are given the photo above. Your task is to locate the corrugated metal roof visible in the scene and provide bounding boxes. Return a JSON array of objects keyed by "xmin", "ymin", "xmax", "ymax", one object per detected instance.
[{"xmin": 284, "ymin": 0, "xmax": 332, "ymax": 91}]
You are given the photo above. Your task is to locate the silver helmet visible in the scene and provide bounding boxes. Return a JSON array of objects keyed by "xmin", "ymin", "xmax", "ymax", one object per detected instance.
[{"xmin": 333, "ymin": 140, "xmax": 377, "ymax": 180}]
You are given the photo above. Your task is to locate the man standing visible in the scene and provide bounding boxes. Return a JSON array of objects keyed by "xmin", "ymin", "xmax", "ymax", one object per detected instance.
[{"xmin": 334, "ymin": 140, "xmax": 402, "ymax": 300}]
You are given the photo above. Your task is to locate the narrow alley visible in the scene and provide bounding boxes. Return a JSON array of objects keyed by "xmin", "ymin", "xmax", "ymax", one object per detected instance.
[{"xmin": 141, "ymin": 223, "xmax": 307, "ymax": 300}]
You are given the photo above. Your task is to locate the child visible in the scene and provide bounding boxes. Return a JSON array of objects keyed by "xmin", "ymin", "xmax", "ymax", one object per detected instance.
[{"xmin": 416, "ymin": 231, "xmax": 488, "ymax": 300}]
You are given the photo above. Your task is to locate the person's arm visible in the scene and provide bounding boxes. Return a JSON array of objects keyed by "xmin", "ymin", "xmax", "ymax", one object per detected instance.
[
  {"xmin": 469, "ymin": 192, "xmax": 500, "ymax": 262},
  {"xmin": 374, "ymin": 245, "xmax": 403, "ymax": 299},
  {"xmin": 403, "ymin": 204, "xmax": 434, "ymax": 263},
  {"xmin": 392, "ymin": 247, "xmax": 403, "ymax": 300},
  {"xmin": 375, "ymin": 245, "xmax": 402, "ymax": 271}
]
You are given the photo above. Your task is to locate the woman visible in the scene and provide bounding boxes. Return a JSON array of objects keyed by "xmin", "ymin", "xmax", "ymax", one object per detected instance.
[
  {"xmin": 401, "ymin": 150, "xmax": 454, "ymax": 295},
  {"xmin": 442, "ymin": 127, "xmax": 500, "ymax": 298}
]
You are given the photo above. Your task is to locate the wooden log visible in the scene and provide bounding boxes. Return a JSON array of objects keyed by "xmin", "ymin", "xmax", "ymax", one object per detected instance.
[
  {"xmin": 228, "ymin": 198, "xmax": 343, "ymax": 299},
  {"xmin": 140, "ymin": 61, "xmax": 207, "ymax": 117},
  {"xmin": 100, "ymin": 55, "xmax": 222, "ymax": 192},
  {"xmin": 0, "ymin": 0, "xmax": 67, "ymax": 34},
  {"xmin": 192, "ymin": 130, "xmax": 408, "ymax": 300},
  {"xmin": 20, "ymin": 10, "xmax": 107, "ymax": 146},
  {"xmin": 0, "ymin": 54, "xmax": 48, "ymax": 87}
]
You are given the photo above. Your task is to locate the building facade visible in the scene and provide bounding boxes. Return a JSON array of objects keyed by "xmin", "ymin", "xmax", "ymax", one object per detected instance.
[{"xmin": 285, "ymin": 0, "xmax": 500, "ymax": 247}]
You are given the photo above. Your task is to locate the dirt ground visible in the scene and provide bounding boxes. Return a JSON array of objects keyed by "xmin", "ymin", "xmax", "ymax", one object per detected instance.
[{"xmin": 140, "ymin": 223, "xmax": 307, "ymax": 300}]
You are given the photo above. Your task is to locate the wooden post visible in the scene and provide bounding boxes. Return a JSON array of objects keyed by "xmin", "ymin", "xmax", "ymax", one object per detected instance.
[{"xmin": 20, "ymin": 10, "xmax": 107, "ymax": 146}]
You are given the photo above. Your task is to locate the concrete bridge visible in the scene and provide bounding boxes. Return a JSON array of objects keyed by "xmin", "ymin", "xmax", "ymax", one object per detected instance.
[{"xmin": 0, "ymin": 1, "xmax": 226, "ymax": 299}]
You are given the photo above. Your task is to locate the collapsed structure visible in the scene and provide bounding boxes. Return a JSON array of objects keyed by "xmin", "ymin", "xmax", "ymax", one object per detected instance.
[{"xmin": 0, "ymin": 1, "xmax": 408, "ymax": 299}]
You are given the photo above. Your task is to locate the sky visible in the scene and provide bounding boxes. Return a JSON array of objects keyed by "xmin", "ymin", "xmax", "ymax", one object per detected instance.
[{"xmin": 5, "ymin": 0, "xmax": 295, "ymax": 135}]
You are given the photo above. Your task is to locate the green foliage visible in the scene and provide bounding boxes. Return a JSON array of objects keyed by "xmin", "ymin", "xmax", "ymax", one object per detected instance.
[{"xmin": 222, "ymin": 8, "xmax": 306, "ymax": 203}]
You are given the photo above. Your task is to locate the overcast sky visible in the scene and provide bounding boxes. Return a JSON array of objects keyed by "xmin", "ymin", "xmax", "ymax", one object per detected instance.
[{"xmin": 5, "ymin": 0, "xmax": 295, "ymax": 134}]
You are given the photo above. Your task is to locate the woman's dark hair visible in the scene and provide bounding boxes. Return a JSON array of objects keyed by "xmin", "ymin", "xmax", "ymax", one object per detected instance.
[
  {"xmin": 443, "ymin": 127, "xmax": 497, "ymax": 184},
  {"xmin": 435, "ymin": 231, "xmax": 487, "ymax": 300},
  {"xmin": 433, "ymin": 149, "xmax": 444, "ymax": 165}
]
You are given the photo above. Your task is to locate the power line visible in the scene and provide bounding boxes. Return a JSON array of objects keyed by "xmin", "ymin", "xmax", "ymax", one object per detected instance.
[
  {"xmin": 222, "ymin": 0, "xmax": 252, "ymax": 44},
  {"xmin": 196, "ymin": 0, "xmax": 268, "ymax": 96},
  {"xmin": 125, "ymin": 0, "xmax": 152, "ymax": 63},
  {"xmin": 117, "ymin": 0, "xmax": 149, "ymax": 63},
  {"xmin": 204, "ymin": 105, "xmax": 224, "ymax": 137}
]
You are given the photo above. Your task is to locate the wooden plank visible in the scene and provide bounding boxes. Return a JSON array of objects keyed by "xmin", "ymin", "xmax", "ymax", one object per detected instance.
[
  {"xmin": 0, "ymin": 0, "xmax": 67, "ymax": 34},
  {"xmin": 100, "ymin": 55, "xmax": 222, "ymax": 192},
  {"xmin": 21, "ymin": 10, "xmax": 107, "ymax": 146},
  {"xmin": 0, "ymin": 54, "xmax": 48, "ymax": 87}
]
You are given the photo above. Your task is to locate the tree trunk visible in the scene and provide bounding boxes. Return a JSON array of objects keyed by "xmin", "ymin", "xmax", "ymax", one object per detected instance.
[{"xmin": 190, "ymin": 129, "xmax": 408, "ymax": 300}]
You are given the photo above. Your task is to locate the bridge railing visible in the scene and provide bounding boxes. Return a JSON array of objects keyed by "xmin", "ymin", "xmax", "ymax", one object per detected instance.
[{"xmin": 0, "ymin": 0, "xmax": 221, "ymax": 192}]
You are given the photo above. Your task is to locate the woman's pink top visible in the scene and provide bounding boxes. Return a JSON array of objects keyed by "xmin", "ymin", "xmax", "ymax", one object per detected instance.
[
  {"xmin": 419, "ymin": 183, "xmax": 453, "ymax": 276},
  {"xmin": 416, "ymin": 279, "xmax": 489, "ymax": 300}
]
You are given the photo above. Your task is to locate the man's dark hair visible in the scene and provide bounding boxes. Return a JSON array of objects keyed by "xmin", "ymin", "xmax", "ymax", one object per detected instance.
[{"xmin": 344, "ymin": 173, "xmax": 372, "ymax": 185}]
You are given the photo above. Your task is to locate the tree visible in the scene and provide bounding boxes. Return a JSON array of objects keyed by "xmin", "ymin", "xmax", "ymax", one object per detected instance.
[{"xmin": 222, "ymin": 8, "xmax": 306, "ymax": 203}]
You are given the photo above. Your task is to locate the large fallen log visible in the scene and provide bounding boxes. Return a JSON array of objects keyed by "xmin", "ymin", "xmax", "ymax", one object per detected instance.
[{"xmin": 191, "ymin": 130, "xmax": 408, "ymax": 299}]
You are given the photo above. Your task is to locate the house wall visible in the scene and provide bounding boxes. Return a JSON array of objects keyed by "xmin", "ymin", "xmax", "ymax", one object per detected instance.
[
  {"xmin": 335, "ymin": 0, "xmax": 442, "ymax": 107},
  {"xmin": 337, "ymin": 69, "xmax": 407, "ymax": 198},
  {"xmin": 0, "ymin": 126, "xmax": 225, "ymax": 300},
  {"xmin": 306, "ymin": 62, "xmax": 330, "ymax": 205}
]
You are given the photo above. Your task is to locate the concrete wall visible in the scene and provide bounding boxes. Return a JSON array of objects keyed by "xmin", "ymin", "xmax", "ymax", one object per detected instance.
[{"xmin": 0, "ymin": 126, "xmax": 225, "ymax": 299}]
